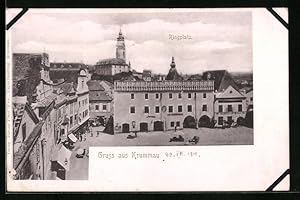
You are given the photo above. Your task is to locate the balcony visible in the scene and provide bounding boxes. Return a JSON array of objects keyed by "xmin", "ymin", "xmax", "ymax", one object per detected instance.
[{"xmin": 114, "ymin": 80, "xmax": 214, "ymax": 92}]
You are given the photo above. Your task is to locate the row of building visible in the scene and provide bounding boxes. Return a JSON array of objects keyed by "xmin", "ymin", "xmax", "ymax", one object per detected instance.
[
  {"xmin": 12, "ymin": 53, "xmax": 90, "ymax": 180},
  {"xmin": 11, "ymin": 29, "xmax": 253, "ymax": 180},
  {"xmin": 113, "ymin": 57, "xmax": 253, "ymax": 133}
]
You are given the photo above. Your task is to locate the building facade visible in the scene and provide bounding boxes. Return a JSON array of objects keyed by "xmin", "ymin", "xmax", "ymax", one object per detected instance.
[
  {"xmin": 76, "ymin": 68, "xmax": 90, "ymax": 130},
  {"xmin": 87, "ymin": 80, "xmax": 113, "ymax": 124},
  {"xmin": 214, "ymin": 85, "xmax": 247, "ymax": 127},
  {"xmin": 202, "ymin": 70, "xmax": 247, "ymax": 127},
  {"xmin": 114, "ymin": 80, "xmax": 215, "ymax": 133}
]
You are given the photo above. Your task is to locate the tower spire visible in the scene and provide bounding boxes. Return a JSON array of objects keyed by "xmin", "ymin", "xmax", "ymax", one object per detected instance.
[
  {"xmin": 116, "ymin": 28, "xmax": 126, "ymax": 62},
  {"xmin": 170, "ymin": 56, "xmax": 176, "ymax": 68}
]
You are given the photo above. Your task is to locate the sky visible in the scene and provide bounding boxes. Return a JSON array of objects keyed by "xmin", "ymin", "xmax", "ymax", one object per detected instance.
[{"xmin": 8, "ymin": 9, "xmax": 253, "ymax": 74}]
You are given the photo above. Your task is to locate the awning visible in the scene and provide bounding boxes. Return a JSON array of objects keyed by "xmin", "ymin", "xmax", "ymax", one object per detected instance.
[
  {"xmin": 56, "ymin": 145, "xmax": 72, "ymax": 171},
  {"xmin": 68, "ymin": 133, "xmax": 78, "ymax": 143}
]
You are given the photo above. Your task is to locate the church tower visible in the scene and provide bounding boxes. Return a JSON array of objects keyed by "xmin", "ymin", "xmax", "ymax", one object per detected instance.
[
  {"xmin": 116, "ymin": 29, "xmax": 126, "ymax": 62},
  {"xmin": 166, "ymin": 56, "xmax": 183, "ymax": 81}
]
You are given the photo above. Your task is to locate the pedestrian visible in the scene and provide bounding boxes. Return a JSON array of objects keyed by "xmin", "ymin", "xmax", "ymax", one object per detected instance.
[
  {"xmin": 97, "ymin": 131, "xmax": 99, "ymax": 137},
  {"xmin": 175, "ymin": 125, "xmax": 177, "ymax": 132}
]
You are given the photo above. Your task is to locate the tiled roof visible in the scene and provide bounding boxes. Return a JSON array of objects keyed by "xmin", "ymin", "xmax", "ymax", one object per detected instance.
[
  {"xmin": 87, "ymin": 80, "xmax": 105, "ymax": 91},
  {"xmin": 100, "ymin": 80, "xmax": 114, "ymax": 89},
  {"xmin": 13, "ymin": 121, "xmax": 44, "ymax": 170},
  {"xmin": 96, "ymin": 58, "xmax": 126, "ymax": 65},
  {"xmin": 89, "ymin": 91, "xmax": 112, "ymax": 101},
  {"xmin": 246, "ymin": 88, "xmax": 253, "ymax": 93},
  {"xmin": 12, "ymin": 96, "xmax": 39, "ymax": 141},
  {"xmin": 35, "ymin": 94, "xmax": 57, "ymax": 108},
  {"xmin": 55, "ymin": 94, "xmax": 67, "ymax": 108},
  {"xmin": 50, "ymin": 62, "xmax": 87, "ymax": 69},
  {"xmin": 165, "ymin": 68, "xmax": 183, "ymax": 81},
  {"xmin": 54, "ymin": 83, "xmax": 76, "ymax": 95},
  {"xmin": 12, "ymin": 97, "xmax": 27, "ymax": 140},
  {"xmin": 49, "ymin": 70, "xmax": 80, "ymax": 84},
  {"xmin": 202, "ymin": 70, "xmax": 240, "ymax": 92}
]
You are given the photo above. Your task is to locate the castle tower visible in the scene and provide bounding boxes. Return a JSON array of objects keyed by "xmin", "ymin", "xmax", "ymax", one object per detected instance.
[{"xmin": 116, "ymin": 29, "xmax": 126, "ymax": 62}]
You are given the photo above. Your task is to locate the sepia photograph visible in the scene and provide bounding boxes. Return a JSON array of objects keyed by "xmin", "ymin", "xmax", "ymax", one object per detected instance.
[
  {"xmin": 6, "ymin": 8, "xmax": 288, "ymax": 191},
  {"xmin": 8, "ymin": 9, "xmax": 253, "ymax": 181}
]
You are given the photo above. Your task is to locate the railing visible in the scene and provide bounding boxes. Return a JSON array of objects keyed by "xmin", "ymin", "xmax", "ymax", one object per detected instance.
[{"xmin": 114, "ymin": 81, "xmax": 214, "ymax": 92}]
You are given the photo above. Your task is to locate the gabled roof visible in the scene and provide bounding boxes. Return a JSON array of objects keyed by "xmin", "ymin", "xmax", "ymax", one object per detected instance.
[
  {"xmin": 89, "ymin": 91, "xmax": 112, "ymax": 101},
  {"xmin": 87, "ymin": 80, "xmax": 105, "ymax": 91},
  {"xmin": 35, "ymin": 93, "xmax": 57, "ymax": 108},
  {"xmin": 12, "ymin": 96, "xmax": 39, "ymax": 141},
  {"xmin": 100, "ymin": 80, "xmax": 114, "ymax": 89},
  {"xmin": 202, "ymin": 70, "xmax": 240, "ymax": 92},
  {"xmin": 216, "ymin": 85, "xmax": 246, "ymax": 99},
  {"xmin": 96, "ymin": 58, "xmax": 126, "ymax": 65},
  {"xmin": 165, "ymin": 68, "xmax": 183, "ymax": 81},
  {"xmin": 54, "ymin": 82, "xmax": 76, "ymax": 95}
]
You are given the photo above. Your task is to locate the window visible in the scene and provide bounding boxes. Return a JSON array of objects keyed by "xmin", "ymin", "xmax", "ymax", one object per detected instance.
[
  {"xmin": 145, "ymin": 93, "xmax": 148, "ymax": 99},
  {"xmin": 70, "ymin": 116, "xmax": 73, "ymax": 126},
  {"xmin": 70, "ymin": 103, "xmax": 73, "ymax": 114},
  {"xmin": 203, "ymin": 93, "xmax": 206, "ymax": 98},
  {"xmin": 188, "ymin": 93, "xmax": 192, "ymax": 98},
  {"xmin": 176, "ymin": 121, "xmax": 180, "ymax": 127},
  {"xmin": 187, "ymin": 105, "xmax": 192, "ymax": 112},
  {"xmin": 131, "ymin": 93, "xmax": 134, "ymax": 99},
  {"xmin": 144, "ymin": 106, "xmax": 149, "ymax": 113},
  {"xmin": 169, "ymin": 93, "xmax": 172, "ymax": 99},
  {"xmin": 130, "ymin": 106, "xmax": 135, "ymax": 113},
  {"xmin": 155, "ymin": 93, "xmax": 159, "ymax": 99},
  {"xmin": 103, "ymin": 104, "xmax": 107, "ymax": 111},
  {"xmin": 178, "ymin": 105, "xmax": 183, "ymax": 112},
  {"xmin": 155, "ymin": 106, "xmax": 160, "ymax": 113},
  {"xmin": 228, "ymin": 105, "xmax": 233, "ymax": 112},
  {"xmin": 170, "ymin": 121, "xmax": 175, "ymax": 127},
  {"xmin": 227, "ymin": 116, "xmax": 233, "ymax": 123},
  {"xmin": 168, "ymin": 106, "xmax": 173, "ymax": 113},
  {"xmin": 75, "ymin": 114, "xmax": 77, "ymax": 121},
  {"xmin": 202, "ymin": 104, "xmax": 207, "ymax": 111},
  {"xmin": 22, "ymin": 123, "xmax": 26, "ymax": 142},
  {"xmin": 178, "ymin": 93, "xmax": 182, "ymax": 99},
  {"xmin": 95, "ymin": 105, "xmax": 99, "ymax": 111},
  {"xmin": 219, "ymin": 105, "xmax": 223, "ymax": 112},
  {"xmin": 238, "ymin": 104, "xmax": 242, "ymax": 112},
  {"xmin": 218, "ymin": 117, "xmax": 223, "ymax": 125}
]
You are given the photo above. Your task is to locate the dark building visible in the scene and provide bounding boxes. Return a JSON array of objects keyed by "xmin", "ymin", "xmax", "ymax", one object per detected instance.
[
  {"xmin": 13, "ymin": 53, "xmax": 51, "ymax": 104},
  {"xmin": 165, "ymin": 57, "xmax": 183, "ymax": 81},
  {"xmin": 49, "ymin": 62, "xmax": 89, "ymax": 83}
]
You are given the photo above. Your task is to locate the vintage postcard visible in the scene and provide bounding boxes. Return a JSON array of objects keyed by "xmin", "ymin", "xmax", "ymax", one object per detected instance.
[{"xmin": 6, "ymin": 8, "xmax": 288, "ymax": 191}]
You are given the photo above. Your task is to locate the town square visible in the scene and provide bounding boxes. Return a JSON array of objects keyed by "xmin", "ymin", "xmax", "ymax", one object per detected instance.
[{"xmin": 9, "ymin": 10, "xmax": 253, "ymax": 180}]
